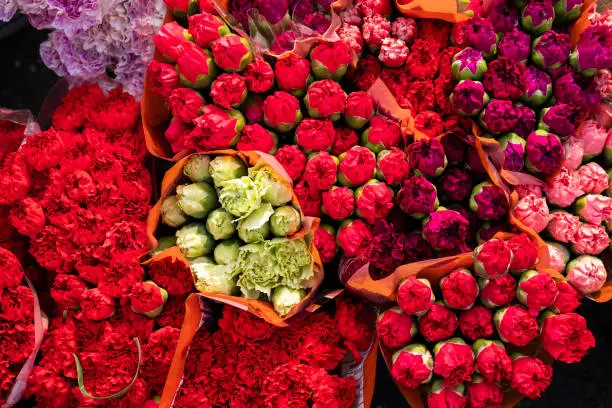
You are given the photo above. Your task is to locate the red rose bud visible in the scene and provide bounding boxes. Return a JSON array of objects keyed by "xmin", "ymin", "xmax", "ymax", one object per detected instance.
[
  {"xmin": 274, "ymin": 53, "xmax": 312, "ymax": 96},
  {"xmin": 467, "ymin": 375, "xmax": 503, "ymax": 408},
  {"xmin": 517, "ymin": 270, "xmax": 559, "ymax": 316},
  {"xmin": 361, "ymin": 115, "xmax": 402, "ymax": 153},
  {"xmin": 521, "ymin": 0, "xmax": 554, "ymax": 35},
  {"xmin": 210, "ymin": 73, "xmax": 247, "ymax": 109},
  {"xmin": 379, "ymin": 37, "xmax": 409, "ymax": 68},
  {"xmin": 303, "ymin": 151, "xmax": 338, "ymax": 192},
  {"xmin": 81, "ymin": 288, "xmax": 116, "ymax": 321},
  {"xmin": 377, "ymin": 307, "xmax": 418, "ymax": 350},
  {"xmin": 337, "ymin": 219, "xmax": 373, "ymax": 257},
  {"xmin": 540, "ymin": 312, "xmax": 596, "ymax": 363},
  {"xmin": 294, "ymin": 180, "xmax": 322, "ymax": 217},
  {"xmin": 177, "ymin": 43, "xmax": 217, "ymax": 89},
  {"xmin": 433, "ymin": 338, "xmax": 474, "ymax": 387},
  {"xmin": 304, "ymin": 79, "xmax": 347, "ymax": 121},
  {"xmin": 168, "ymin": 88, "xmax": 205, "ymax": 122},
  {"xmin": 332, "ymin": 125, "xmax": 359, "ymax": 156},
  {"xmin": 525, "ymin": 130, "xmax": 564, "ymax": 175},
  {"xmin": 211, "ymin": 34, "xmax": 253, "ymax": 72},
  {"xmin": 440, "ymin": 168, "xmax": 473, "ymax": 202},
  {"xmin": 391, "ymin": 344, "xmax": 434, "ymax": 390},
  {"xmin": 314, "ymin": 224, "xmax": 337, "ymax": 263},
  {"xmin": 154, "ymin": 21, "xmax": 192, "ymax": 62},
  {"xmin": 147, "ymin": 60, "xmax": 180, "ymax": 98},
  {"xmin": 188, "ymin": 12, "xmax": 229, "ymax": 48},
  {"xmin": 355, "ymin": 180, "xmax": 394, "ymax": 224},
  {"xmin": 428, "ymin": 380, "xmax": 467, "ymax": 408},
  {"xmin": 165, "ymin": 118, "xmax": 192, "ymax": 153},
  {"xmin": 345, "ymin": 91, "xmax": 375, "ymax": 129},
  {"xmin": 422, "ymin": 209, "xmax": 470, "ymax": 251},
  {"xmin": 322, "ymin": 186, "xmax": 354, "ymax": 221},
  {"xmin": 397, "ymin": 277, "xmax": 435, "ymax": 316},
  {"xmin": 396, "ymin": 176, "xmax": 438, "ymax": 219},
  {"xmin": 478, "ymin": 274, "xmax": 517, "ymax": 308},
  {"xmin": 408, "ymin": 138, "xmax": 447, "ymax": 178},
  {"xmin": 472, "ymin": 340, "xmax": 512, "ymax": 383},
  {"xmin": 419, "ymin": 303, "xmax": 459, "ymax": 343},
  {"xmin": 295, "ymin": 119, "xmax": 335, "ymax": 152},
  {"xmin": 451, "ymin": 47, "xmax": 487, "ymax": 81},
  {"xmin": 511, "ymin": 354, "xmax": 553, "ymax": 400},
  {"xmin": 236, "ymin": 124, "xmax": 277, "ymax": 154},
  {"xmin": 506, "ymin": 233, "xmax": 539, "ymax": 272},
  {"xmin": 552, "ymin": 281, "xmax": 583, "ymax": 314},
  {"xmin": 494, "ymin": 305, "xmax": 538, "ymax": 347},
  {"xmin": 459, "ymin": 305, "xmax": 494, "ymax": 342},
  {"xmin": 190, "ymin": 105, "xmax": 244, "ymax": 150},
  {"xmin": 310, "ymin": 40, "xmax": 352, "ymax": 80},
  {"xmin": 263, "ymin": 91, "xmax": 302, "ymax": 132},
  {"xmin": 275, "ymin": 145, "xmax": 306, "ymax": 181},
  {"xmin": 469, "ymin": 182, "xmax": 509, "ymax": 221},
  {"xmin": 130, "ymin": 281, "xmax": 169, "ymax": 318},
  {"xmin": 440, "ymin": 268, "xmax": 479, "ymax": 310},
  {"xmin": 377, "ymin": 149, "xmax": 410, "ymax": 186},
  {"xmin": 338, "ymin": 146, "xmax": 377, "ymax": 187},
  {"xmin": 242, "ymin": 94, "xmax": 264, "ymax": 123},
  {"xmin": 473, "ymin": 238, "xmax": 512, "ymax": 279},
  {"xmin": 242, "ymin": 58, "xmax": 274, "ymax": 94}
]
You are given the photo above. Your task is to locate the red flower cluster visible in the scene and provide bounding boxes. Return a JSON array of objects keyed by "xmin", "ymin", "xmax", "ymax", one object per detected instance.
[{"xmin": 174, "ymin": 298, "xmax": 373, "ymax": 408}]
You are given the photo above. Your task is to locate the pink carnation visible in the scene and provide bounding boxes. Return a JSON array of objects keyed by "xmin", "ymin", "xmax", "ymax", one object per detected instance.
[
  {"xmin": 546, "ymin": 211, "xmax": 580, "ymax": 243},
  {"xmin": 544, "ymin": 168, "xmax": 583, "ymax": 208},
  {"xmin": 577, "ymin": 163, "xmax": 609, "ymax": 194},
  {"xmin": 572, "ymin": 224, "xmax": 610, "ymax": 255},
  {"xmin": 513, "ymin": 194, "xmax": 550, "ymax": 233}
]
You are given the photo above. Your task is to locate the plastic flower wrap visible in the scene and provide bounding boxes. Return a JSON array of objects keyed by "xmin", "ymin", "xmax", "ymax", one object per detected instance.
[
  {"xmin": 532, "ymin": 31, "xmax": 571, "ymax": 70},
  {"xmin": 521, "ymin": 66, "xmax": 553, "ymax": 107},
  {"xmin": 498, "ymin": 27, "xmax": 531, "ymax": 63},
  {"xmin": 377, "ymin": 307, "xmax": 418, "ymax": 350},
  {"xmin": 451, "ymin": 80, "xmax": 489, "ymax": 116}
]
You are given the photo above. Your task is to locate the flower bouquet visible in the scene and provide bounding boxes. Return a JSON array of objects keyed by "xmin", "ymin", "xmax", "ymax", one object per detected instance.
[
  {"xmin": 159, "ymin": 293, "xmax": 378, "ymax": 407},
  {"xmin": 347, "ymin": 233, "xmax": 595, "ymax": 407},
  {"xmin": 147, "ymin": 150, "xmax": 322, "ymax": 323}
]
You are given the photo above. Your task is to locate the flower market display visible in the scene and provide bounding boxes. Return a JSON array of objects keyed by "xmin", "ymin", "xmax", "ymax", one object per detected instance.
[{"xmin": 0, "ymin": 0, "xmax": 611, "ymax": 407}]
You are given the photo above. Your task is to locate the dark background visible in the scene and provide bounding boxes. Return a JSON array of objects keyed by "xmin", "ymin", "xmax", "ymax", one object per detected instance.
[{"xmin": 1, "ymin": 21, "xmax": 612, "ymax": 408}]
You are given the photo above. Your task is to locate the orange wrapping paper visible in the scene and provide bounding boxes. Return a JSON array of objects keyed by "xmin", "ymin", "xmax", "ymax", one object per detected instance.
[
  {"xmin": 394, "ymin": 0, "xmax": 470, "ymax": 22},
  {"xmin": 144, "ymin": 150, "xmax": 324, "ymax": 325}
]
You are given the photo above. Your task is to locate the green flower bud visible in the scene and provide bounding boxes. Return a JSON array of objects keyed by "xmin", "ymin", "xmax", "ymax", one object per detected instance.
[
  {"xmin": 219, "ymin": 176, "xmax": 262, "ymax": 218},
  {"xmin": 249, "ymin": 164, "xmax": 293, "ymax": 206},
  {"xmin": 151, "ymin": 236, "xmax": 177, "ymax": 257},
  {"xmin": 177, "ymin": 182, "xmax": 219, "ymax": 219},
  {"xmin": 209, "ymin": 156, "xmax": 248, "ymax": 187},
  {"xmin": 214, "ymin": 239, "xmax": 241, "ymax": 265},
  {"xmin": 206, "ymin": 208, "xmax": 237, "ymax": 240},
  {"xmin": 183, "ymin": 154, "xmax": 212, "ymax": 182},
  {"xmin": 270, "ymin": 205, "xmax": 302, "ymax": 237},
  {"xmin": 237, "ymin": 203, "xmax": 274, "ymax": 243},
  {"xmin": 271, "ymin": 286, "xmax": 307, "ymax": 316},
  {"xmin": 160, "ymin": 195, "xmax": 189, "ymax": 228},
  {"xmin": 192, "ymin": 261, "xmax": 237, "ymax": 295},
  {"xmin": 176, "ymin": 222, "xmax": 216, "ymax": 258}
]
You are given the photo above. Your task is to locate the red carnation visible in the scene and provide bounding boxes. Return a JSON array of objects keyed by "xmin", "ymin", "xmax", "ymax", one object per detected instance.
[
  {"xmin": 473, "ymin": 238, "xmax": 512, "ymax": 279},
  {"xmin": 304, "ymin": 152, "xmax": 338, "ymax": 192},
  {"xmin": 0, "ymin": 248, "xmax": 23, "ymax": 290},
  {"xmin": 295, "ymin": 180, "xmax": 322, "ymax": 217},
  {"xmin": 263, "ymin": 91, "xmax": 303, "ymax": 132},
  {"xmin": 406, "ymin": 39, "xmax": 440, "ymax": 79},
  {"xmin": 311, "ymin": 41, "xmax": 352, "ymax": 80},
  {"xmin": 361, "ymin": 115, "xmax": 402, "ymax": 153},
  {"xmin": 168, "ymin": 88, "xmax": 205, "ymax": 122},
  {"xmin": 440, "ymin": 268, "xmax": 479, "ymax": 310},
  {"xmin": 397, "ymin": 277, "xmax": 434, "ymax": 316},
  {"xmin": 313, "ymin": 225, "xmax": 337, "ymax": 264},
  {"xmin": 377, "ymin": 149, "xmax": 410, "ymax": 186},
  {"xmin": 275, "ymin": 145, "xmax": 306, "ymax": 181},
  {"xmin": 408, "ymin": 138, "xmax": 447, "ymax": 178},
  {"xmin": 473, "ymin": 340, "xmax": 512, "ymax": 383},
  {"xmin": 506, "ymin": 233, "xmax": 539, "ymax": 272},
  {"xmin": 80, "ymin": 288, "xmax": 115, "ymax": 321},
  {"xmin": 511, "ymin": 355, "xmax": 553, "ymax": 399},
  {"xmin": 64, "ymin": 170, "xmax": 97, "ymax": 204},
  {"xmin": 130, "ymin": 281, "xmax": 168, "ymax": 318},
  {"xmin": 336, "ymin": 297, "xmax": 376, "ymax": 351},
  {"xmin": 236, "ymin": 124, "xmax": 277, "ymax": 154},
  {"xmin": 295, "ymin": 119, "xmax": 335, "ymax": 152},
  {"xmin": 21, "ymin": 129, "xmax": 64, "ymax": 172},
  {"xmin": 422, "ymin": 210, "xmax": 470, "ymax": 251},
  {"xmin": 459, "ymin": 305, "xmax": 494, "ymax": 341},
  {"xmin": 414, "ymin": 111, "xmax": 444, "ymax": 138},
  {"xmin": 552, "ymin": 281, "xmax": 583, "ymax": 314},
  {"xmin": 210, "ymin": 73, "xmax": 248, "ymax": 109},
  {"xmin": 345, "ymin": 91, "xmax": 374, "ymax": 129},
  {"xmin": 305, "ymin": 79, "xmax": 346, "ymax": 121},
  {"xmin": 148, "ymin": 256, "xmax": 194, "ymax": 296},
  {"xmin": 154, "ymin": 21, "xmax": 190, "ymax": 61},
  {"xmin": 483, "ymin": 57, "xmax": 527, "ymax": 100},
  {"xmin": 242, "ymin": 57, "xmax": 274, "ymax": 93},
  {"xmin": 9, "ymin": 197, "xmax": 45, "ymax": 238},
  {"xmin": 332, "ymin": 125, "xmax": 359, "ymax": 156},
  {"xmin": 517, "ymin": 270, "xmax": 559, "ymax": 316},
  {"xmin": 50, "ymin": 274, "xmax": 87, "ymax": 309},
  {"xmin": 337, "ymin": 219, "xmax": 372, "ymax": 257},
  {"xmin": 164, "ymin": 118, "xmax": 191, "ymax": 153},
  {"xmin": 177, "ymin": 43, "xmax": 217, "ymax": 89},
  {"xmin": 355, "ymin": 181, "xmax": 394, "ymax": 224},
  {"xmin": 479, "ymin": 273, "xmax": 517, "ymax": 308},
  {"xmin": 440, "ymin": 168, "xmax": 472, "ymax": 202},
  {"xmin": 211, "ymin": 34, "xmax": 253, "ymax": 72},
  {"xmin": 243, "ymin": 94, "xmax": 264, "ymax": 124},
  {"xmin": 433, "ymin": 339, "xmax": 474, "ymax": 387},
  {"xmin": 188, "ymin": 12, "xmax": 228, "ymax": 48},
  {"xmin": 467, "ymin": 377, "xmax": 503, "ymax": 408},
  {"xmin": 322, "ymin": 186, "xmax": 354, "ymax": 221},
  {"xmin": 391, "ymin": 345, "xmax": 434, "ymax": 390},
  {"xmin": 190, "ymin": 105, "xmax": 244, "ymax": 150},
  {"xmin": 377, "ymin": 307, "xmax": 417, "ymax": 350},
  {"xmin": 338, "ymin": 146, "xmax": 376, "ymax": 186},
  {"xmin": 419, "ymin": 303, "xmax": 458, "ymax": 343},
  {"xmin": 427, "ymin": 381, "xmax": 467, "ymax": 408},
  {"xmin": 494, "ymin": 305, "xmax": 539, "ymax": 347},
  {"xmin": 347, "ymin": 54, "xmax": 382, "ymax": 91},
  {"xmin": 146, "ymin": 60, "xmax": 180, "ymax": 98},
  {"xmin": 540, "ymin": 312, "xmax": 595, "ymax": 363},
  {"xmin": 274, "ymin": 53, "xmax": 312, "ymax": 95}
]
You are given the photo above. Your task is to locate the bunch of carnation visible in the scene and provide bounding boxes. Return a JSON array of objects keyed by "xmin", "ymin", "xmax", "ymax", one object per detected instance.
[{"xmin": 377, "ymin": 234, "xmax": 595, "ymax": 408}]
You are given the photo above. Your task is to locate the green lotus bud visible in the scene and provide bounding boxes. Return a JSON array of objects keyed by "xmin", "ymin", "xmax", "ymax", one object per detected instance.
[
  {"xmin": 151, "ymin": 236, "xmax": 178, "ymax": 257},
  {"xmin": 206, "ymin": 208, "xmax": 236, "ymax": 240},
  {"xmin": 209, "ymin": 155, "xmax": 248, "ymax": 187},
  {"xmin": 213, "ymin": 239, "xmax": 241, "ymax": 265},
  {"xmin": 176, "ymin": 222, "xmax": 216, "ymax": 258},
  {"xmin": 237, "ymin": 203, "xmax": 273, "ymax": 243},
  {"xmin": 249, "ymin": 164, "xmax": 293, "ymax": 206},
  {"xmin": 160, "ymin": 195, "xmax": 189, "ymax": 228},
  {"xmin": 219, "ymin": 176, "xmax": 262, "ymax": 217},
  {"xmin": 191, "ymin": 261, "xmax": 237, "ymax": 295},
  {"xmin": 270, "ymin": 205, "xmax": 302, "ymax": 237},
  {"xmin": 271, "ymin": 286, "xmax": 307, "ymax": 316},
  {"xmin": 183, "ymin": 154, "xmax": 212, "ymax": 182},
  {"xmin": 176, "ymin": 182, "xmax": 219, "ymax": 219}
]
